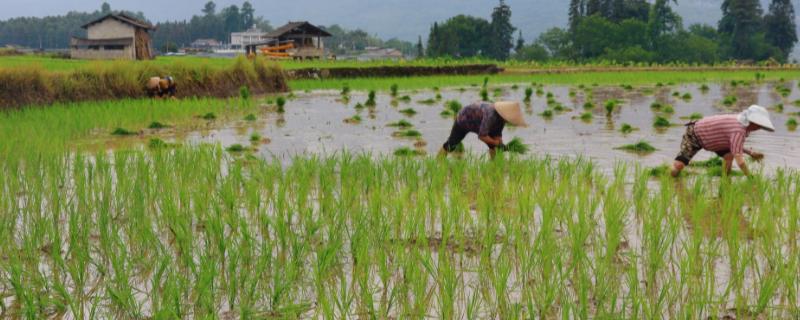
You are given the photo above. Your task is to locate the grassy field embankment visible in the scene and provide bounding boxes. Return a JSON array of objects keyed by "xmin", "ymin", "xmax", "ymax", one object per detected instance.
[{"xmin": 0, "ymin": 56, "xmax": 286, "ymax": 108}]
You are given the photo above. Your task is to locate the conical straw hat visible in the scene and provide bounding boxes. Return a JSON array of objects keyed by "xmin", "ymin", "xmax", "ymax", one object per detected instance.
[{"xmin": 494, "ymin": 101, "xmax": 528, "ymax": 127}]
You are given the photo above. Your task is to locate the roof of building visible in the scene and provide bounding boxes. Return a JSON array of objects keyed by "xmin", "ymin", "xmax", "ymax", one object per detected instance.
[
  {"xmin": 81, "ymin": 13, "xmax": 155, "ymax": 30},
  {"xmin": 266, "ymin": 21, "xmax": 332, "ymax": 38}
]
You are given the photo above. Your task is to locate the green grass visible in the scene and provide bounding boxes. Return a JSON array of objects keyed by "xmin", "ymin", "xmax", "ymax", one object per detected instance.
[
  {"xmin": 289, "ymin": 70, "xmax": 800, "ymax": 92},
  {"xmin": 2, "ymin": 146, "xmax": 799, "ymax": 318}
]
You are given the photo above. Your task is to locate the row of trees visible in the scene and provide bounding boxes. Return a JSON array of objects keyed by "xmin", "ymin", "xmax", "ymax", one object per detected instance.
[
  {"xmin": 152, "ymin": 1, "xmax": 273, "ymax": 51},
  {"xmin": 0, "ymin": 1, "xmax": 416, "ymax": 56},
  {"xmin": 0, "ymin": 3, "xmax": 146, "ymax": 49},
  {"xmin": 426, "ymin": 0, "xmax": 516, "ymax": 60},
  {"xmin": 424, "ymin": 0, "xmax": 797, "ymax": 63},
  {"xmin": 519, "ymin": 0, "xmax": 798, "ymax": 63}
]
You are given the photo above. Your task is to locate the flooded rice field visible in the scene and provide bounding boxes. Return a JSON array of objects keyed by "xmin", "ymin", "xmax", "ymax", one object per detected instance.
[{"xmin": 156, "ymin": 80, "xmax": 800, "ymax": 172}]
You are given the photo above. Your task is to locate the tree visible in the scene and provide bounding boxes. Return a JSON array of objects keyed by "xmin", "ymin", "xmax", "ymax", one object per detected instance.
[
  {"xmin": 569, "ymin": 0, "xmax": 585, "ymax": 32},
  {"xmin": 536, "ymin": 27, "xmax": 572, "ymax": 59},
  {"xmin": 427, "ymin": 16, "xmax": 491, "ymax": 57},
  {"xmin": 488, "ymin": 0, "xmax": 516, "ymax": 60},
  {"xmin": 241, "ymin": 1, "xmax": 255, "ymax": 28},
  {"xmin": 515, "ymin": 43, "xmax": 550, "ymax": 61},
  {"xmin": 202, "ymin": 1, "xmax": 217, "ymax": 16},
  {"xmin": 765, "ymin": 0, "xmax": 797, "ymax": 60},
  {"xmin": 718, "ymin": 0, "xmax": 763, "ymax": 59},
  {"xmin": 427, "ymin": 22, "xmax": 440, "ymax": 57},
  {"xmin": 221, "ymin": 5, "xmax": 242, "ymax": 33},
  {"xmin": 101, "ymin": 2, "xmax": 111, "ymax": 14},
  {"xmin": 416, "ymin": 35, "xmax": 424, "ymax": 58},
  {"xmin": 586, "ymin": 0, "xmax": 603, "ymax": 16},
  {"xmin": 648, "ymin": 0, "xmax": 681, "ymax": 47},
  {"xmin": 516, "ymin": 31, "xmax": 525, "ymax": 52}
]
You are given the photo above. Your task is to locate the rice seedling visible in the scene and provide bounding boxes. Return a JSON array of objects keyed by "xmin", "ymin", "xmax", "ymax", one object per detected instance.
[
  {"xmin": 792, "ymin": 99, "xmax": 800, "ymax": 106},
  {"xmin": 700, "ymin": 84, "xmax": 710, "ymax": 92},
  {"xmin": 511, "ymin": 84, "xmax": 519, "ymax": 90},
  {"xmin": 277, "ymin": 96, "xmax": 287, "ymax": 113},
  {"xmin": 615, "ymin": 140, "xmax": 657, "ymax": 154},
  {"xmin": 225, "ymin": 143, "xmax": 247, "ymax": 152},
  {"xmin": 240, "ymin": 86, "xmax": 251, "ymax": 100},
  {"xmin": 393, "ymin": 129, "xmax": 422, "ymax": 138},
  {"xmin": 111, "ymin": 127, "xmax": 136, "ymax": 136},
  {"xmin": 435, "ymin": 93, "xmax": 443, "ymax": 100},
  {"xmin": 341, "ymin": 84, "xmax": 351, "ymax": 96},
  {"xmin": 579, "ymin": 112, "xmax": 593, "ymax": 122},
  {"xmin": 243, "ymin": 114, "xmax": 257, "ymax": 121},
  {"xmin": 536, "ymin": 88, "xmax": 544, "ymax": 96},
  {"xmin": 354, "ymin": 102, "xmax": 365, "ymax": 110},
  {"xmin": 365, "ymin": 90, "xmax": 377, "ymax": 107},
  {"xmin": 672, "ymin": 91, "xmax": 681, "ymax": 97},
  {"xmin": 446, "ymin": 100, "xmax": 462, "ymax": 115},
  {"xmin": 622, "ymin": 84, "xmax": 634, "ymax": 90},
  {"xmin": 722, "ymin": 95, "xmax": 738, "ymax": 106},
  {"xmin": 605, "ymin": 100, "xmax": 618, "ymax": 114},
  {"xmin": 397, "ymin": 95, "xmax": 412, "ymax": 103},
  {"xmin": 524, "ymin": 87, "xmax": 533, "ymax": 102},
  {"xmin": 553, "ymin": 104, "xmax": 566, "ymax": 112},
  {"xmin": 540, "ymin": 109, "xmax": 554, "ymax": 118},
  {"xmin": 147, "ymin": 137, "xmax": 170, "ymax": 149},
  {"xmin": 390, "ymin": 84, "xmax": 399, "ymax": 97},
  {"xmin": 653, "ymin": 116, "xmax": 671, "ymax": 128},
  {"xmin": 250, "ymin": 133, "xmax": 262, "ymax": 142},
  {"xmin": 387, "ymin": 119, "xmax": 413, "ymax": 128},
  {"xmin": 2, "ymin": 144, "xmax": 800, "ymax": 319},
  {"xmin": 788, "ymin": 118, "xmax": 798, "ymax": 130},
  {"xmin": 504, "ymin": 137, "xmax": 529, "ymax": 154},
  {"xmin": 583, "ymin": 101, "xmax": 595, "ymax": 110},
  {"xmin": 774, "ymin": 103, "xmax": 784, "ymax": 112},
  {"xmin": 418, "ymin": 98, "xmax": 437, "ymax": 105},
  {"xmin": 620, "ymin": 123, "xmax": 637, "ymax": 134},
  {"xmin": 480, "ymin": 88, "xmax": 489, "ymax": 101},
  {"xmin": 148, "ymin": 121, "xmax": 169, "ymax": 129},
  {"xmin": 393, "ymin": 147, "xmax": 425, "ymax": 156},
  {"xmin": 682, "ymin": 93, "xmax": 692, "ymax": 101},
  {"xmin": 344, "ymin": 115, "xmax": 362, "ymax": 124},
  {"xmin": 662, "ymin": 104, "xmax": 675, "ymax": 114},
  {"xmin": 689, "ymin": 112, "xmax": 703, "ymax": 120},
  {"xmin": 399, "ymin": 108, "xmax": 417, "ymax": 116}
]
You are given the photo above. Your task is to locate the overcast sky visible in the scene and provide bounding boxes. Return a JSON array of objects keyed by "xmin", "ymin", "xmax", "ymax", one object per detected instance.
[{"xmin": 0, "ymin": 0, "xmax": 796, "ymax": 42}]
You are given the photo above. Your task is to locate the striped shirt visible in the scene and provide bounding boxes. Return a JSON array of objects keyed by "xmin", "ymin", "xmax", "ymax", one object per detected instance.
[{"xmin": 694, "ymin": 115, "xmax": 749, "ymax": 156}]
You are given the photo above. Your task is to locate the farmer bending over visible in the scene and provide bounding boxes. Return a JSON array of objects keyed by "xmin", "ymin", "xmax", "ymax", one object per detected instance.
[
  {"xmin": 146, "ymin": 76, "xmax": 177, "ymax": 99},
  {"xmin": 439, "ymin": 101, "xmax": 527, "ymax": 159},
  {"xmin": 671, "ymin": 105, "xmax": 774, "ymax": 177}
]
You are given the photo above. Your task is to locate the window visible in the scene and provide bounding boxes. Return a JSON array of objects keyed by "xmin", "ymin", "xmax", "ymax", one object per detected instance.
[
  {"xmin": 104, "ymin": 45, "xmax": 125, "ymax": 50},
  {"xmin": 88, "ymin": 45, "xmax": 100, "ymax": 50}
]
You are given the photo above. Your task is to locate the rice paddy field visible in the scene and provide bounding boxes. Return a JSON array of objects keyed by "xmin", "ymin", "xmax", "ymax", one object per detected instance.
[{"xmin": 2, "ymin": 65, "xmax": 800, "ymax": 319}]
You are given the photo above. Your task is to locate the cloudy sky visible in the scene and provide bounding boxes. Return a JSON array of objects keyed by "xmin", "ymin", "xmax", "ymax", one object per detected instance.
[{"xmin": 0, "ymin": 0, "xmax": 796, "ymax": 42}]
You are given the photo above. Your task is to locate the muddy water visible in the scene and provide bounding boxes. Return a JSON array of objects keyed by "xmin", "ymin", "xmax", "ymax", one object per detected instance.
[{"xmin": 165, "ymin": 81, "xmax": 799, "ymax": 172}]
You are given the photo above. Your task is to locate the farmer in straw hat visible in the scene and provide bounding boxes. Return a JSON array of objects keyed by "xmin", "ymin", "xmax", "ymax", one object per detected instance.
[
  {"xmin": 146, "ymin": 76, "xmax": 177, "ymax": 99},
  {"xmin": 671, "ymin": 105, "xmax": 774, "ymax": 177},
  {"xmin": 438, "ymin": 101, "xmax": 528, "ymax": 159}
]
